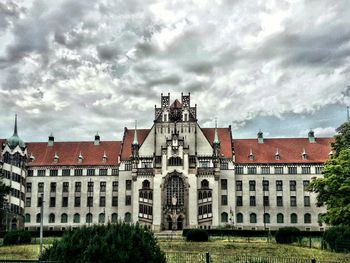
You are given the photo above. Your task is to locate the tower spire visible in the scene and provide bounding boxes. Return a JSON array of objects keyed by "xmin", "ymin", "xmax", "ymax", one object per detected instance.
[
  {"xmin": 13, "ymin": 114, "xmax": 18, "ymax": 136},
  {"xmin": 132, "ymin": 120, "xmax": 139, "ymax": 145},
  {"xmin": 213, "ymin": 118, "xmax": 220, "ymax": 144}
]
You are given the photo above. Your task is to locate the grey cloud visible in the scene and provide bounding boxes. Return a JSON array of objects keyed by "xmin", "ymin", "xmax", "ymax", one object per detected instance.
[{"xmin": 96, "ymin": 44, "xmax": 119, "ymax": 60}]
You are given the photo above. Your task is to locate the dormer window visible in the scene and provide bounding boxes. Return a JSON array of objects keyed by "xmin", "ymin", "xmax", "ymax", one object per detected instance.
[
  {"xmin": 78, "ymin": 152, "xmax": 84, "ymax": 163},
  {"xmin": 248, "ymin": 148, "xmax": 254, "ymax": 160},
  {"xmin": 301, "ymin": 149, "xmax": 307, "ymax": 160},
  {"xmin": 29, "ymin": 153, "xmax": 35, "ymax": 162},
  {"xmin": 102, "ymin": 151, "xmax": 107, "ymax": 162},
  {"xmin": 275, "ymin": 149, "xmax": 280, "ymax": 160},
  {"xmin": 53, "ymin": 152, "xmax": 59, "ymax": 163},
  {"xmin": 329, "ymin": 150, "xmax": 334, "ymax": 159}
]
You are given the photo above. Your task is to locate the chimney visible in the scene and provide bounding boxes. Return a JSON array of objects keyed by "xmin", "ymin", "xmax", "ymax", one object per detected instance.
[
  {"xmin": 308, "ymin": 130, "xmax": 315, "ymax": 143},
  {"xmin": 48, "ymin": 133, "xmax": 54, "ymax": 146}
]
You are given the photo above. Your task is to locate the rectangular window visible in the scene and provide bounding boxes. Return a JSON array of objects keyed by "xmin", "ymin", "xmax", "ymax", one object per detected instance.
[
  {"xmin": 87, "ymin": 196, "xmax": 93, "ymax": 207},
  {"xmin": 62, "ymin": 197, "xmax": 68, "ymax": 207},
  {"xmin": 74, "ymin": 196, "xmax": 81, "ymax": 207},
  {"xmin": 125, "ymin": 195, "xmax": 131, "ymax": 206},
  {"xmin": 277, "ymin": 196, "xmax": 283, "ymax": 207},
  {"xmin": 236, "ymin": 166, "xmax": 244, "ymax": 174},
  {"xmin": 221, "ymin": 195, "xmax": 228, "ymax": 206},
  {"xmin": 302, "ymin": 167, "xmax": 311, "ymax": 174},
  {"xmin": 99, "ymin": 169, "xmax": 108, "ymax": 176},
  {"xmin": 75, "ymin": 182, "xmax": 81, "ymax": 192},
  {"xmin": 112, "ymin": 168, "xmax": 119, "ymax": 176},
  {"xmin": 290, "ymin": 180, "xmax": 296, "ymax": 191},
  {"xmin": 26, "ymin": 183, "xmax": 32, "ymax": 193},
  {"xmin": 74, "ymin": 169, "xmax": 83, "ymax": 176},
  {"xmin": 62, "ymin": 169, "xmax": 71, "ymax": 176},
  {"xmin": 236, "ymin": 180, "xmax": 242, "ymax": 191},
  {"xmin": 49, "ymin": 197, "xmax": 56, "ymax": 207},
  {"xmin": 50, "ymin": 182, "xmax": 56, "ymax": 193},
  {"xmin": 247, "ymin": 166, "xmax": 257, "ymax": 174},
  {"xmin": 249, "ymin": 196, "xmax": 256, "ymax": 206},
  {"xmin": 315, "ymin": 166, "xmax": 323, "ymax": 174},
  {"xmin": 263, "ymin": 180, "xmax": 269, "ymax": 191},
  {"xmin": 261, "ymin": 167, "xmax": 270, "ymax": 174},
  {"xmin": 274, "ymin": 167, "xmax": 284, "ymax": 174},
  {"xmin": 249, "ymin": 180, "xmax": 256, "ymax": 191},
  {"xmin": 99, "ymin": 196, "xmax": 106, "ymax": 207},
  {"xmin": 236, "ymin": 196, "xmax": 243, "ymax": 206},
  {"xmin": 263, "ymin": 196, "xmax": 269, "ymax": 206},
  {"xmin": 220, "ymin": 162, "xmax": 228, "ymax": 170},
  {"xmin": 87, "ymin": 169, "xmax": 95, "ymax": 176},
  {"xmin": 290, "ymin": 196, "xmax": 297, "ymax": 207},
  {"xmin": 221, "ymin": 179, "xmax": 228, "ymax": 190},
  {"xmin": 126, "ymin": 180, "xmax": 132, "ymax": 190},
  {"xmin": 304, "ymin": 196, "xmax": 310, "ymax": 207},
  {"xmin": 37, "ymin": 196, "xmax": 43, "ymax": 207},
  {"xmin": 49, "ymin": 169, "xmax": 58, "ymax": 176},
  {"xmin": 100, "ymin": 182, "xmax": 106, "ymax": 192},
  {"xmin": 288, "ymin": 167, "xmax": 297, "ymax": 174},
  {"xmin": 27, "ymin": 170, "xmax": 33, "ymax": 177},
  {"xmin": 125, "ymin": 163, "xmax": 132, "ymax": 171},
  {"xmin": 276, "ymin": 180, "xmax": 283, "ymax": 191},
  {"xmin": 112, "ymin": 181, "xmax": 118, "ymax": 192},
  {"xmin": 25, "ymin": 197, "xmax": 31, "ymax": 207},
  {"xmin": 37, "ymin": 170, "xmax": 46, "ymax": 177},
  {"xmin": 88, "ymin": 182, "xmax": 94, "ymax": 192},
  {"xmin": 112, "ymin": 196, "xmax": 118, "ymax": 206},
  {"xmin": 38, "ymin": 182, "xmax": 44, "ymax": 193},
  {"xmin": 63, "ymin": 182, "xmax": 69, "ymax": 192},
  {"xmin": 303, "ymin": 180, "xmax": 310, "ymax": 191}
]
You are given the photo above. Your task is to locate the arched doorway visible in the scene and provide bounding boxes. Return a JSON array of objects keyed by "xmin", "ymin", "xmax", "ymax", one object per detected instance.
[{"xmin": 177, "ymin": 215, "xmax": 184, "ymax": 230}]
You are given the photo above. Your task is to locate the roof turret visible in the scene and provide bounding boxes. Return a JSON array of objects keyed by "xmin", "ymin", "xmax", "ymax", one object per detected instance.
[{"xmin": 6, "ymin": 114, "xmax": 25, "ymax": 149}]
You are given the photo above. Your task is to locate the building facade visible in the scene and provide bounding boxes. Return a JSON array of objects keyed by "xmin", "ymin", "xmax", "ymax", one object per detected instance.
[{"xmin": 0, "ymin": 93, "xmax": 332, "ymax": 231}]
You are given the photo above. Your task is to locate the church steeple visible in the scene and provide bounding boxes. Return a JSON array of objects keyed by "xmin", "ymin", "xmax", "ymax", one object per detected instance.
[
  {"xmin": 13, "ymin": 114, "xmax": 18, "ymax": 136},
  {"xmin": 6, "ymin": 114, "xmax": 25, "ymax": 149},
  {"xmin": 213, "ymin": 119, "xmax": 220, "ymax": 145},
  {"xmin": 131, "ymin": 120, "xmax": 139, "ymax": 160},
  {"xmin": 132, "ymin": 120, "xmax": 139, "ymax": 145}
]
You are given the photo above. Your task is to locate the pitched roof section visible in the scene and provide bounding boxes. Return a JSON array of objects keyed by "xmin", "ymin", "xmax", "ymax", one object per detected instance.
[
  {"xmin": 201, "ymin": 128, "xmax": 233, "ymax": 158},
  {"xmin": 26, "ymin": 141, "xmax": 121, "ymax": 166},
  {"xmin": 170, "ymin": 99, "xmax": 182, "ymax": 108},
  {"xmin": 233, "ymin": 138, "xmax": 333, "ymax": 164},
  {"xmin": 120, "ymin": 128, "xmax": 151, "ymax": 161}
]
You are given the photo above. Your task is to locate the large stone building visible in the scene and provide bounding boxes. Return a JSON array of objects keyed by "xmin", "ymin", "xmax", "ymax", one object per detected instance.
[{"xmin": 0, "ymin": 93, "xmax": 333, "ymax": 232}]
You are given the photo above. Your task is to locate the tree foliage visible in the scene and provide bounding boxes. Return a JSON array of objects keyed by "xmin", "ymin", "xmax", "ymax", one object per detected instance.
[
  {"xmin": 186, "ymin": 229, "xmax": 209, "ymax": 242},
  {"xmin": 275, "ymin": 227, "xmax": 300, "ymax": 244},
  {"xmin": 39, "ymin": 223, "xmax": 165, "ymax": 263},
  {"xmin": 309, "ymin": 122, "xmax": 350, "ymax": 225},
  {"xmin": 0, "ymin": 168, "xmax": 10, "ymax": 210}
]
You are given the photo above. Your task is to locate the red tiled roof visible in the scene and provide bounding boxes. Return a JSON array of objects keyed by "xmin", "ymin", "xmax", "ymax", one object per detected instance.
[
  {"xmin": 233, "ymin": 138, "xmax": 333, "ymax": 164},
  {"xmin": 120, "ymin": 128, "xmax": 151, "ymax": 161},
  {"xmin": 201, "ymin": 128, "xmax": 233, "ymax": 158},
  {"xmin": 26, "ymin": 141, "xmax": 121, "ymax": 166}
]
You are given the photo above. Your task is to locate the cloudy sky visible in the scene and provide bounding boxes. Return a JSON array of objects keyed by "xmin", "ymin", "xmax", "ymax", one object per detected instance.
[{"xmin": 0, "ymin": 0, "xmax": 349, "ymax": 142}]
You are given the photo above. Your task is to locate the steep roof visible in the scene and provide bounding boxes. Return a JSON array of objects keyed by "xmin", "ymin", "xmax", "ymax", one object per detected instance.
[
  {"xmin": 233, "ymin": 138, "xmax": 333, "ymax": 164},
  {"xmin": 26, "ymin": 141, "xmax": 121, "ymax": 166},
  {"xmin": 170, "ymin": 99, "xmax": 182, "ymax": 108},
  {"xmin": 120, "ymin": 128, "xmax": 151, "ymax": 161},
  {"xmin": 201, "ymin": 128, "xmax": 233, "ymax": 158}
]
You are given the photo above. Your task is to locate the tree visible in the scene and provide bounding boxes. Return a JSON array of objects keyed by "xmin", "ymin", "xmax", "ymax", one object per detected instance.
[
  {"xmin": 309, "ymin": 122, "xmax": 350, "ymax": 225},
  {"xmin": 39, "ymin": 223, "xmax": 165, "ymax": 263},
  {"xmin": 0, "ymin": 168, "xmax": 10, "ymax": 231}
]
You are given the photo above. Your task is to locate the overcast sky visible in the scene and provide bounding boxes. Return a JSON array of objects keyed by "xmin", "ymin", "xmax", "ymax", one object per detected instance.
[{"xmin": 0, "ymin": 0, "xmax": 349, "ymax": 142}]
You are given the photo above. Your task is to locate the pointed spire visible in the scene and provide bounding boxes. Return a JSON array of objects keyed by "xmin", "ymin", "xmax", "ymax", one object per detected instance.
[
  {"xmin": 213, "ymin": 118, "xmax": 220, "ymax": 144},
  {"xmin": 132, "ymin": 120, "xmax": 139, "ymax": 145},
  {"xmin": 13, "ymin": 114, "xmax": 18, "ymax": 136}
]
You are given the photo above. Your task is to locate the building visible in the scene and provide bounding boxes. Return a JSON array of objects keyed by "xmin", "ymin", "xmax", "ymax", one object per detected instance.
[{"xmin": 0, "ymin": 93, "xmax": 333, "ymax": 231}]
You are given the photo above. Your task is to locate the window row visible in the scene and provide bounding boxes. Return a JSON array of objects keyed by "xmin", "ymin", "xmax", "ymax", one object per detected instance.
[
  {"xmin": 27, "ymin": 181, "xmax": 119, "ymax": 193},
  {"xmin": 235, "ymin": 166, "xmax": 322, "ymax": 175},
  {"xmin": 235, "ymin": 195, "xmax": 310, "ymax": 207},
  {"xmin": 27, "ymin": 168, "xmax": 119, "ymax": 177},
  {"xmin": 234, "ymin": 180, "xmax": 310, "ymax": 191},
  {"xmin": 27, "ymin": 196, "xmax": 119, "ymax": 208},
  {"xmin": 222, "ymin": 212, "xmax": 315, "ymax": 224}
]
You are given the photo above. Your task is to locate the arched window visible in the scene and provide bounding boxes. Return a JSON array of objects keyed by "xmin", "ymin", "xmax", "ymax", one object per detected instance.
[
  {"xmin": 142, "ymin": 180, "xmax": 150, "ymax": 189},
  {"xmin": 166, "ymin": 175, "xmax": 184, "ymax": 206},
  {"xmin": 250, "ymin": 213, "xmax": 257, "ymax": 223},
  {"xmin": 86, "ymin": 213, "xmax": 93, "ymax": 223},
  {"xmin": 139, "ymin": 191, "xmax": 144, "ymax": 198},
  {"xmin": 148, "ymin": 191, "xmax": 153, "ymax": 200},
  {"xmin": 201, "ymin": 180, "xmax": 209, "ymax": 188},
  {"xmin": 263, "ymin": 213, "xmax": 270, "ymax": 224},
  {"xmin": 111, "ymin": 213, "xmax": 118, "ymax": 223},
  {"xmin": 221, "ymin": 212, "xmax": 228, "ymax": 223},
  {"xmin": 236, "ymin": 213, "xmax": 243, "ymax": 223},
  {"xmin": 25, "ymin": 213, "xmax": 31, "ymax": 223},
  {"xmin": 99, "ymin": 213, "xmax": 105, "ymax": 223},
  {"xmin": 49, "ymin": 213, "xmax": 55, "ymax": 223},
  {"xmin": 198, "ymin": 191, "xmax": 203, "ymax": 200},
  {"xmin": 73, "ymin": 213, "xmax": 80, "ymax": 223},
  {"xmin": 61, "ymin": 213, "xmax": 68, "ymax": 223},
  {"xmin": 203, "ymin": 191, "xmax": 208, "ymax": 199},
  {"xmin": 36, "ymin": 213, "xmax": 41, "ymax": 223},
  {"xmin": 125, "ymin": 212, "xmax": 131, "ymax": 223},
  {"xmin": 304, "ymin": 213, "xmax": 311, "ymax": 224},
  {"xmin": 291, "ymin": 213, "xmax": 298, "ymax": 224},
  {"xmin": 277, "ymin": 213, "xmax": 284, "ymax": 223},
  {"xmin": 208, "ymin": 191, "xmax": 212, "ymax": 198}
]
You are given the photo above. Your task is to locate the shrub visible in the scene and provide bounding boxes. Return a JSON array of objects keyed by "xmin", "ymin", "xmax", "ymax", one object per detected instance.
[
  {"xmin": 275, "ymin": 227, "xmax": 300, "ymax": 244},
  {"xmin": 39, "ymin": 223, "xmax": 165, "ymax": 263},
  {"xmin": 3, "ymin": 230, "xmax": 31, "ymax": 246},
  {"xmin": 186, "ymin": 229, "xmax": 209, "ymax": 242},
  {"xmin": 323, "ymin": 225, "xmax": 350, "ymax": 252}
]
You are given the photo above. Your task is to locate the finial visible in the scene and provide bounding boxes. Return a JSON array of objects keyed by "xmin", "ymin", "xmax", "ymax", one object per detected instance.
[
  {"xmin": 213, "ymin": 118, "xmax": 220, "ymax": 144},
  {"xmin": 132, "ymin": 120, "xmax": 139, "ymax": 145},
  {"xmin": 13, "ymin": 114, "xmax": 18, "ymax": 136}
]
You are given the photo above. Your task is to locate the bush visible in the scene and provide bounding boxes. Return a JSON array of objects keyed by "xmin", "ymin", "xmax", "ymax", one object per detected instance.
[
  {"xmin": 3, "ymin": 230, "xmax": 31, "ymax": 246},
  {"xmin": 186, "ymin": 229, "xmax": 209, "ymax": 242},
  {"xmin": 323, "ymin": 225, "xmax": 350, "ymax": 252},
  {"xmin": 275, "ymin": 227, "xmax": 300, "ymax": 244},
  {"xmin": 39, "ymin": 223, "xmax": 165, "ymax": 263}
]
